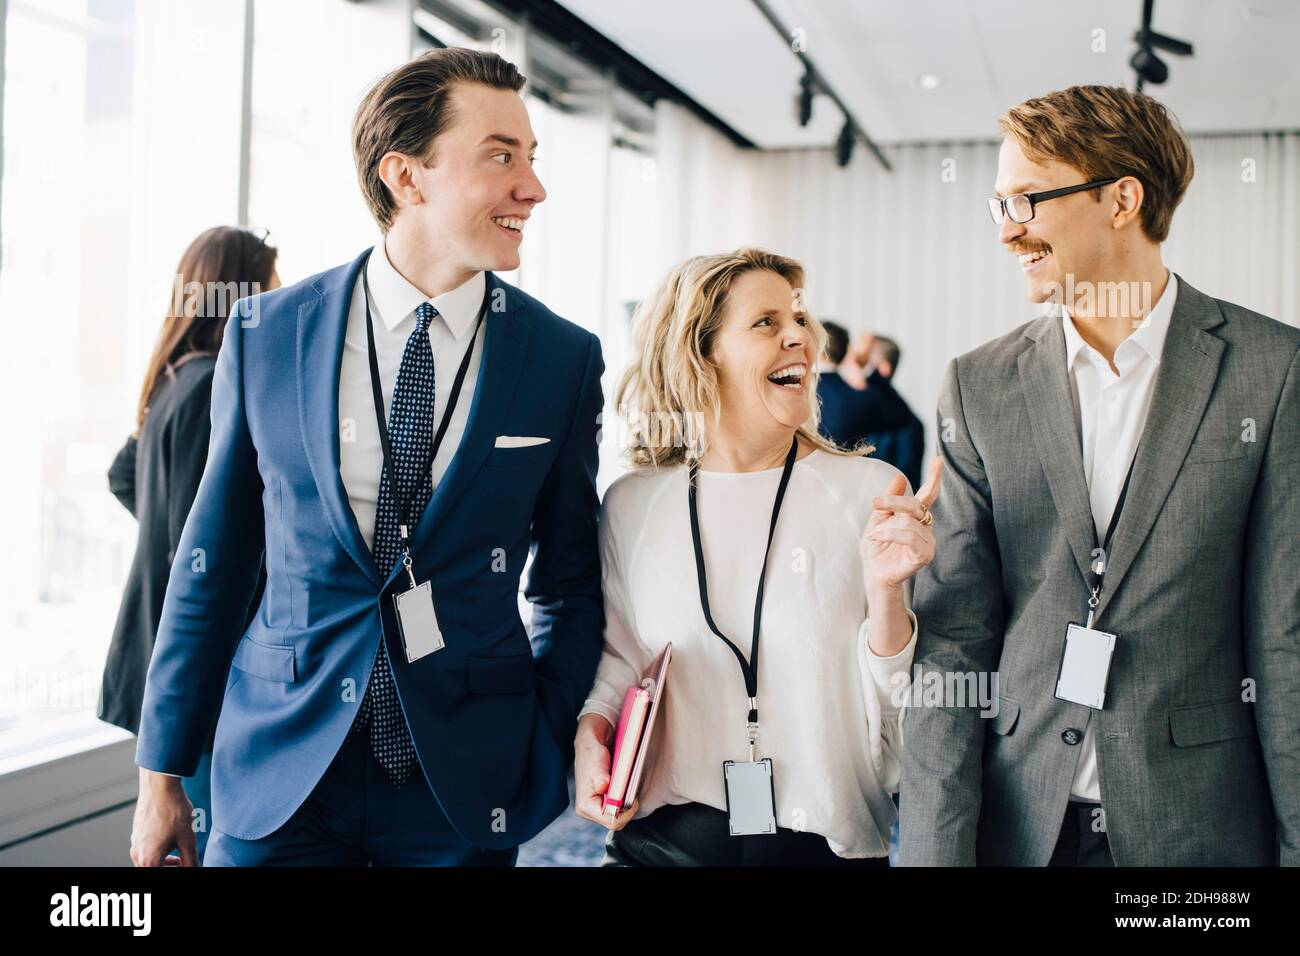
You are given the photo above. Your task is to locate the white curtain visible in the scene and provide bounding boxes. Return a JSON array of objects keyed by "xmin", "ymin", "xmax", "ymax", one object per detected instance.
[
  {"xmin": 513, "ymin": 94, "xmax": 670, "ymax": 494},
  {"xmin": 648, "ymin": 101, "xmax": 1300, "ymax": 473},
  {"xmin": 1162, "ymin": 132, "xmax": 1300, "ymax": 323},
  {"xmin": 651, "ymin": 99, "xmax": 766, "ymax": 276}
]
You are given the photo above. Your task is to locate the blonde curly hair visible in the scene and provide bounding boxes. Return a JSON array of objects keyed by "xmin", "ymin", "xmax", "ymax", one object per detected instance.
[{"xmin": 615, "ymin": 247, "xmax": 867, "ymax": 469}]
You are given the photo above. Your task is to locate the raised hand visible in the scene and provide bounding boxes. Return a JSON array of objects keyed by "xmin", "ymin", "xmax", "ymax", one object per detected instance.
[{"xmin": 860, "ymin": 456, "xmax": 943, "ymax": 593}]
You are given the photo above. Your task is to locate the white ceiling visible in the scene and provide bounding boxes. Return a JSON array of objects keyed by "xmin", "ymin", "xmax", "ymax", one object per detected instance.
[{"xmin": 555, "ymin": 0, "xmax": 1300, "ymax": 147}]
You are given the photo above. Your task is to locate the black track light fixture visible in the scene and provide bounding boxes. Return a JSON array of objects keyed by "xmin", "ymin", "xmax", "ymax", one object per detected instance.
[
  {"xmin": 1130, "ymin": 0, "xmax": 1193, "ymax": 92},
  {"xmin": 835, "ymin": 118, "xmax": 855, "ymax": 168},
  {"xmin": 797, "ymin": 69, "xmax": 815, "ymax": 128}
]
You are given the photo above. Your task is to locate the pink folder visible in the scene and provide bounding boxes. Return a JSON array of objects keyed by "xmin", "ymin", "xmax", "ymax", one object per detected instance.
[{"xmin": 602, "ymin": 643, "xmax": 672, "ymax": 816}]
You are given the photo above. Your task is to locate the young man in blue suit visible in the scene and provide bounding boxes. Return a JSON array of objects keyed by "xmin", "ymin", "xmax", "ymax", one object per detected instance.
[{"xmin": 130, "ymin": 48, "xmax": 605, "ymax": 866}]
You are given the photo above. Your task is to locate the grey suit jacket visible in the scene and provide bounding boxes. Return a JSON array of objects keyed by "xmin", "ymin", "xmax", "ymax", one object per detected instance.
[{"xmin": 899, "ymin": 274, "xmax": 1299, "ymax": 866}]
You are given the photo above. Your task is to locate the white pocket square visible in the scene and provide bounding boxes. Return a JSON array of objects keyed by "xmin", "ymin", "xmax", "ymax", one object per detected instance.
[{"xmin": 494, "ymin": 435, "xmax": 550, "ymax": 448}]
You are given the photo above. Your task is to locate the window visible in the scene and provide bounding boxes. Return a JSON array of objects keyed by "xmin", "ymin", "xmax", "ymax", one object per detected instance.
[
  {"xmin": 0, "ymin": 0, "xmax": 659, "ymax": 774},
  {"xmin": 0, "ymin": 0, "xmax": 244, "ymax": 768},
  {"xmin": 246, "ymin": 0, "xmax": 415, "ymax": 284}
]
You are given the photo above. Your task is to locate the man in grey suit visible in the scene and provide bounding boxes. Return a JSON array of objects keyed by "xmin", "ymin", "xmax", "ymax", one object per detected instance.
[{"xmin": 900, "ymin": 85, "xmax": 1298, "ymax": 866}]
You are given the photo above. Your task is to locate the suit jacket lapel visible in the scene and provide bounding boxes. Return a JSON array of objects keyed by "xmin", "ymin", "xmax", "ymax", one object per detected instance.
[
  {"xmin": 386, "ymin": 272, "xmax": 533, "ymax": 589},
  {"xmin": 297, "ymin": 247, "xmax": 384, "ymax": 588},
  {"xmin": 1019, "ymin": 316, "xmax": 1100, "ymax": 588},
  {"xmin": 1093, "ymin": 275, "xmax": 1225, "ymax": 621}
]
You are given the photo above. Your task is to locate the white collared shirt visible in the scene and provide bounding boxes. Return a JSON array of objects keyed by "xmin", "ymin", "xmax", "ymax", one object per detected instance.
[
  {"xmin": 338, "ymin": 236, "xmax": 488, "ymax": 552},
  {"xmin": 1060, "ymin": 270, "xmax": 1177, "ymax": 802}
]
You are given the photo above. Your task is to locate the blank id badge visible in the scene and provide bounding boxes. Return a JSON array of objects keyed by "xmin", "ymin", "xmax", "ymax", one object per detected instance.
[
  {"xmin": 393, "ymin": 580, "xmax": 445, "ymax": 663},
  {"xmin": 723, "ymin": 759, "xmax": 777, "ymax": 836},
  {"xmin": 1054, "ymin": 622, "xmax": 1116, "ymax": 710}
]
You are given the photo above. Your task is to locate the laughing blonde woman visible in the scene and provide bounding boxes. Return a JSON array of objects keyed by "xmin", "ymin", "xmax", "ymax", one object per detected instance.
[{"xmin": 573, "ymin": 248, "xmax": 942, "ymax": 866}]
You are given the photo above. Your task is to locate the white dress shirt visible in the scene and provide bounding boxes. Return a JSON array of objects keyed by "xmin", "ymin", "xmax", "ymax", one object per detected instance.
[
  {"xmin": 1060, "ymin": 270, "xmax": 1177, "ymax": 801},
  {"xmin": 338, "ymin": 236, "xmax": 487, "ymax": 551},
  {"xmin": 580, "ymin": 449, "xmax": 918, "ymax": 858}
]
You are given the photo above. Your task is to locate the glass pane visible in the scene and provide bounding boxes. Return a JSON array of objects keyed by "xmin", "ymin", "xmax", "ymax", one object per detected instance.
[
  {"xmin": 247, "ymin": 0, "xmax": 416, "ymax": 284},
  {"xmin": 1007, "ymin": 193, "xmax": 1034, "ymax": 222},
  {"xmin": 0, "ymin": 0, "xmax": 243, "ymax": 762}
]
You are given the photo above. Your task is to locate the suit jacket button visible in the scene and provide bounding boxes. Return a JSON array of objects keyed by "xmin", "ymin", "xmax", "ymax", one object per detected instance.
[{"xmin": 1062, "ymin": 728, "xmax": 1082, "ymax": 746}]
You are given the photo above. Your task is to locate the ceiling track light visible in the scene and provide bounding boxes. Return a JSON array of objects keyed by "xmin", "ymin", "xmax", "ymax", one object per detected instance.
[
  {"xmin": 1130, "ymin": 0, "xmax": 1194, "ymax": 91},
  {"xmin": 835, "ymin": 118, "xmax": 855, "ymax": 167},
  {"xmin": 750, "ymin": 0, "xmax": 891, "ymax": 171},
  {"xmin": 797, "ymin": 69, "xmax": 815, "ymax": 127}
]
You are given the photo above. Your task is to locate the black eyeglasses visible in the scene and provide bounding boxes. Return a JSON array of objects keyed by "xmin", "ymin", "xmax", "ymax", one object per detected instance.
[{"xmin": 986, "ymin": 178, "xmax": 1118, "ymax": 225}]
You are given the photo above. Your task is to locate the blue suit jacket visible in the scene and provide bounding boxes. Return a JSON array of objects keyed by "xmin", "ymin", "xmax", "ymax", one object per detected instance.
[{"xmin": 135, "ymin": 248, "xmax": 605, "ymax": 849}]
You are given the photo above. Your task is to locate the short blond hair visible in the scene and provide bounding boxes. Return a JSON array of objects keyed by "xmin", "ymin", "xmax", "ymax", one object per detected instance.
[
  {"xmin": 615, "ymin": 248, "xmax": 863, "ymax": 469},
  {"xmin": 998, "ymin": 85, "xmax": 1194, "ymax": 243}
]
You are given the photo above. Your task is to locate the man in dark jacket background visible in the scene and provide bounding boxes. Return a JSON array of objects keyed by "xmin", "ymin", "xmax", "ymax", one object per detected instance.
[{"xmin": 816, "ymin": 321, "xmax": 921, "ymax": 490}]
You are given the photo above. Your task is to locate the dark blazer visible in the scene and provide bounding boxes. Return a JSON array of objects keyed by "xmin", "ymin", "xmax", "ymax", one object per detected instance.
[
  {"xmin": 100, "ymin": 356, "xmax": 220, "ymax": 740},
  {"xmin": 134, "ymin": 248, "xmax": 605, "ymax": 849},
  {"xmin": 864, "ymin": 380, "xmax": 925, "ymax": 491},
  {"xmin": 817, "ymin": 368, "xmax": 913, "ymax": 452}
]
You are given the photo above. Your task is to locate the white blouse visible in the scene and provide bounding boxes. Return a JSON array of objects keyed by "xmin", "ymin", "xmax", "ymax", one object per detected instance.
[{"xmin": 579, "ymin": 447, "xmax": 918, "ymax": 859}]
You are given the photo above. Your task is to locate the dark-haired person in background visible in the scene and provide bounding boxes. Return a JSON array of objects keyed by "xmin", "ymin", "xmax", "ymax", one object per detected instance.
[
  {"xmin": 101, "ymin": 225, "xmax": 280, "ymax": 863},
  {"xmin": 815, "ymin": 320, "xmax": 913, "ymax": 457},
  {"xmin": 861, "ymin": 337, "xmax": 925, "ymax": 491}
]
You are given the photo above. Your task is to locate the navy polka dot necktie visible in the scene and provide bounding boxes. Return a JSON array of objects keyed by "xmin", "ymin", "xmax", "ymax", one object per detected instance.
[{"xmin": 347, "ymin": 301, "xmax": 438, "ymax": 788}]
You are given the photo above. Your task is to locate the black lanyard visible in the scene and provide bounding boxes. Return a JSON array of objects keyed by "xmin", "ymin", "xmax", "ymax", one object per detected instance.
[
  {"xmin": 1084, "ymin": 450, "xmax": 1138, "ymax": 624},
  {"xmin": 361, "ymin": 259, "xmax": 487, "ymax": 572},
  {"xmin": 687, "ymin": 436, "xmax": 798, "ymax": 739}
]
